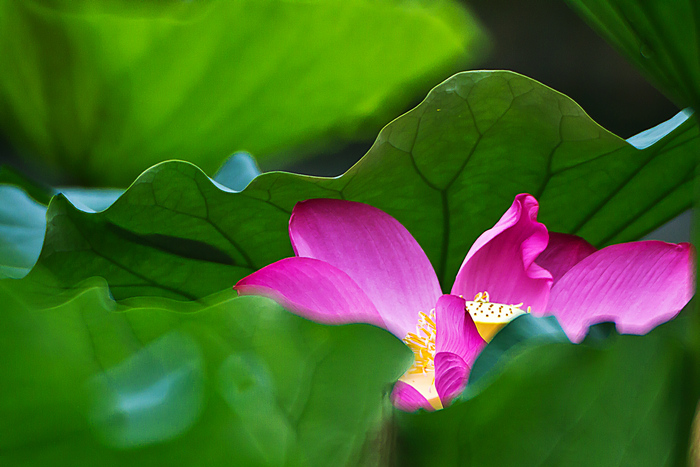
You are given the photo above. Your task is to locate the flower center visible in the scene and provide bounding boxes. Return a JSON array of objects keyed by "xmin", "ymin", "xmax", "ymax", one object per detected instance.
[
  {"xmin": 403, "ymin": 310, "xmax": 436, "ymax": 374},
  {"xmin": 396, "ymin": 292, "xmax": 528, "ymax": 409},
  {"xmin": 465, "ymin": 291, "xmax": 530, "ymax": 342},
  {"xmin": 399, "ymin": 309, "xmax": 442, "ymax": 410}
]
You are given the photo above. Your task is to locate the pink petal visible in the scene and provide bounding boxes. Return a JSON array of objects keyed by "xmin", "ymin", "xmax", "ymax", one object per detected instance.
[
  {"xmin": 290, "ymin": 199, "xmax": 442, "ymax": 338},
  {"xmin": 451, "ymin": 194, "xmax": 552, "ymax": 314},
  {"xmin": 434, "ymin": 352, "xmax": 468, "ymax": 406},
  {"xmin": 390, "ymin": 381, "xmax": 435, "ymax": 412},
  {"xmin": 546, "ymin": 241, "xmax": 695, "ymax": 343},
  {"xmin": 234, "ymin": 257, "xmax": 386, "ymax": 329},
  {"xmin": 434, "ymin": 294, "xmax": 486, "ymax": 404},
  {"xmin": 435, "ymin": 295, "xmax": 485, "ymax": 367},
  {"xmin": 536, "ymin": 232, "xmax": 597, "ymax": 285}
]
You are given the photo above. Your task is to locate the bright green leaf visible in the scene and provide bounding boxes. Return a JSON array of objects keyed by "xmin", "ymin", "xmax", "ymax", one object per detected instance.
[
  {"xmin": 0, "ymin": 0, "xmax": 485, "ymax": 185},
  {"xmin": 25, "ymin": 71, "xmax": 699, "ymax": 298},
  {"xmin": 0, "ymin": 276, "xmax": 412, "ymax": 466}
]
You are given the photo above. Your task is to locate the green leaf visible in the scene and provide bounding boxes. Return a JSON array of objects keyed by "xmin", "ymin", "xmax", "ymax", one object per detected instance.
[
  {"xmin": 0, "ymin": 172, "xmax": 124, "ymax": 279},
  {"xmin": 467, "ymin": 314, "xmax": 568, "ymax": 387},
  {"xmin": 565, "ymin": 0, "xmax": 700, "ymax": 109},
  {"xmin": 0, "ymin": 276, "xmax": 412, "ymax": 466},
  {"xmin": 397, "ymin": 318, "xmax": 695, "ymax": 466},
  {"xmin": 0, "ymin": 150, "xmax": 260, "ymax": 280},
  {"xmin": 26, "ymin": 71, "xmax": 699, "ymax": 298},
  {"xmin": 0, "ymin": 0, "xmax": 485, "ymax": 185}
]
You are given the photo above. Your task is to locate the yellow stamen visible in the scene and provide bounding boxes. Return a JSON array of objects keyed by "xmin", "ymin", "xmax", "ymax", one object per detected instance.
[
  {"xmin": 397, "ymin": 292, "xmax": 529, "ymax": 409},
  {"xmin": 465, "ymin": 291, "xmax": 530, "ymax": 342},
  {"xmin": 399, "ymin": 309, "xmax": 442, "ymax": 409}
]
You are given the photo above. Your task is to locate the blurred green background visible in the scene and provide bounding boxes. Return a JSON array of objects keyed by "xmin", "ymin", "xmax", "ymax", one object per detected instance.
[
  {"xmin": 0, "ymin": 0, "xmax": 485, "ymax": 185},
  {"xmin": 0, "ymin": 0, "xmax": 679, "ymax": 186}
]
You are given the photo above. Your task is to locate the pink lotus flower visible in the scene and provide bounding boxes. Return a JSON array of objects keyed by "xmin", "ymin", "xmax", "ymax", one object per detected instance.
[{"xmin": 234, "ymin": 194, "xmax": 693, "ymax": 411}]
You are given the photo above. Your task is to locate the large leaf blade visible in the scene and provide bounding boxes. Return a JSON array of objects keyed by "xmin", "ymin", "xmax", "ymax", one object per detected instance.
[
  {"xmin": 0, "ymin": 276, "xmax": 411, "ymax": 466},
  {"xmin": 24, "ymin": 71, "xmax": 698, "ymax": 297}
]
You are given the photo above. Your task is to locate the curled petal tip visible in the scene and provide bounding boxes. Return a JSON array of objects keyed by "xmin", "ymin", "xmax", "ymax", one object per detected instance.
[{"xmin": 452, "ymin": 194, "xmax": 552, "ymax": 314}]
